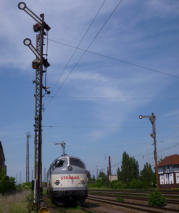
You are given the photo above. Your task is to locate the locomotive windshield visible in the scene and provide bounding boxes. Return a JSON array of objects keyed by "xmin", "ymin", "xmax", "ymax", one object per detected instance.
[
  {"xmin": 70, "ymin": 158, "xmax": 85, "ymax": 169},
  {"xmin": 55, "ymin": 158, "xmax": 67, "ymax": 168}
]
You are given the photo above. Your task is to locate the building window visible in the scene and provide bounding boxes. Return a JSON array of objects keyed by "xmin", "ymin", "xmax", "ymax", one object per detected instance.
[{"xmin": 176, "ymin": 173, "xmax": 179, "ymax": 184}]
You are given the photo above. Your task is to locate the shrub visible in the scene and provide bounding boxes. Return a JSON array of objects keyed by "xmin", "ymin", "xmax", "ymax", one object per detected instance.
[
  {"xmin": 109, "ymin": 180, "xmax": 126, "ymax": 189},
  {"xmin": 20, "ymin": 182, "xmax": 32, "ymax": 190},
  {"xmin": 148, "ymin": 190, "xmax": 167, "ymax": 207},
  {"xmin": 127, "ymin": 179, "xmax": 145, "ymax": 189},
  {"xmin": 116, "ymin": 196, "xmax": 124, "ymax": 202},
  {"xmin": 0, "ymin": 169, "xmax": 16, "ymax": 194},
  {"xmin": 95, "ymin": 179, "xmax": 104, "ymax": 188}
]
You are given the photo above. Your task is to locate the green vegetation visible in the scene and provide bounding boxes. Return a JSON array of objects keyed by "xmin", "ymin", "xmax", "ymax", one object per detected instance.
[
  {"xmin": 0, "ymin": 169, "xmax": 33, "ymax": 212},
  {"xmin": 148, "ymin": 190, "xmax": 167, "ymax": 207},
  {"xmin": 0, "ymin": 190, "xmax": 29, "ymax": 213},
  {"xmin": 140, "ymin": 162, "xmax": 156, "ymax": 186},
  {"xmin": 88, "ymin": 151, "xmax": 155, "ymax": 189},
  {"xmin": 16, "ymin": 182, "xmax": 32, "ymax": 191},
  {"xmin": 120, "ymin": 152, "xmax": 139, "ymax": 183},
  {"xmin": 0, "ymin": 168, "xmax": 16, "ymax": 194},
  {"xmin": 116, "ymin": 196, "xmax": 124, "ymax": 202}
]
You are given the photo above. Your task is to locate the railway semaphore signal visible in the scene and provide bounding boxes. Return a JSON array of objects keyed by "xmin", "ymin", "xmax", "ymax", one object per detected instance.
[
  {"xmin": 139, "ymin": 112, "xmax": 160, "ymax": 189},
  {"xmin": 18, "ymin": 2, "xmax": 51, "ymax": 211}
]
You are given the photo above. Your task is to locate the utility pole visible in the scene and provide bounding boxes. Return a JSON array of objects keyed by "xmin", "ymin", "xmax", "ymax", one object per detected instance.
[
  {"xmin": 96, "ymin": 166, "xmax": 99, "ymax": 179},
  {"xmin": 26, "ymin": 133, "xmax": 30, "ymax": 183},
  {"xmin": 32, "ymin": 169, "xmax": 34, "ymax": 182},
  {"xmin": 18, "ymin": 2, "xmax": 50, "ymax": 211},
  {"xmin": 44, "ymin": 167, "xmax": 46, "ymax": 182},
  {"xmin": 139, "ymin": 112, "xmax": 160, "ymax": 189},
  {"xmin": 19, "ymin": 170, "xmax": 22, "ymax": 184},
  {"xmin": 108, "ymin": 155, "xmax": 111, "ymax": 180}
]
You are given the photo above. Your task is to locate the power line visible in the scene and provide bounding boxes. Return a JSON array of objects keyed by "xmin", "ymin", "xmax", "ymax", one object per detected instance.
[
  {"xmin": 46, "ymin": 0, "xmax": 123, "ymax": 109},
  {"xmin": 45, "ymin": 95, "xmax": 179, "ymax": 101},
  {"xmin": 46, "ymin": 0, "xmax": 107, "ymax": 108},
  {"xmin": 42, "ymin": 124, "xmax": 179, "ymax": 129},
  {"xmin": 49, "ymin": 38, "xmax": 179, "ymax": 79},
  {"xmin": 42, "ymin": 125, "xmax": 150, "ymax": 129}
]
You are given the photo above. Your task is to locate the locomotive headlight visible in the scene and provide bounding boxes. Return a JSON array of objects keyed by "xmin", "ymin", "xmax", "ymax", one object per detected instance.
[
  {"xmin": 80, "ymin": 180, "xmax": 85, "ymax": 184},
  {"xmin": 55, "ymin": 180, "xmax": 60, "ymax": 185},
  {"xmin": 68, "ymin": 165, "xmax": 72, "ymax": 171}
]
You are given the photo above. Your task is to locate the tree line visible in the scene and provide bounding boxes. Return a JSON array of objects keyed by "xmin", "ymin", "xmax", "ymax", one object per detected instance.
[{"xmin": 88, "ymin": 152, "xmax": 155, "ymax": 189}]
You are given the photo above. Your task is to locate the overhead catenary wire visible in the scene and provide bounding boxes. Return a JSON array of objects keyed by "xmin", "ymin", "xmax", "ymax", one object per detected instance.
[
  {"xmin": 45, "ymin": 0, "xmax": 123, "ymax": 109},
  {"xmin": 44, "ymin": 95, "xmax": 179, "ymax": 101},
  {"xmin": 42, "ymin": 124, "xmax": 179, "ymax": 129},
  {"xmin": 48, "ymin": 38, "xmax": 179, "ymax": 79},
  {"xmin": 45, "ymin": 0, "xmax": 107, "ymax": 108}
]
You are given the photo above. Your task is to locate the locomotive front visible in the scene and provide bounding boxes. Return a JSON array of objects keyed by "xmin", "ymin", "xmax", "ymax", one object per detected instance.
[{"xmin": 47, "ymin": 155, "xmax": 88, "ymax": 203}]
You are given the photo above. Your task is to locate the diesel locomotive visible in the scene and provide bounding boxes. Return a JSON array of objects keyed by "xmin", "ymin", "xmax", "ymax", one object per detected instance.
[{"xmin": 47, "ymin": 154, "xmax": 88, "ymax": 204}]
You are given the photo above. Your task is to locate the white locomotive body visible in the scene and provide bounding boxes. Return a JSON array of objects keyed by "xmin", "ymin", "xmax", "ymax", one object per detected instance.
[{"xmin": 47, "ymin": 155, "xmax": 88, "ymax": 203}]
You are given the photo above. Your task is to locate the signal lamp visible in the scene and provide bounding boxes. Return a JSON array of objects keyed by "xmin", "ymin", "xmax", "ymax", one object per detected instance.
[
  {"xmin": 44, "ymin": 22, "xmax": 51, "ymax": 31},
  {"xmin": 33, "ymin": 23, "xmax": 41, "ymax": 32},
  {"xmin": 32, "ymin": 59, "xmax": 40, "ymax": 69},
  {"xmin": 43, "ymin": 58, "xmax": 50, "ymax": 68}
]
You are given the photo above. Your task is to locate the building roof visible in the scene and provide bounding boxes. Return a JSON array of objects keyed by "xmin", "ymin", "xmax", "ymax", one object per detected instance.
[
  {"xmin": 159, "ymin": 154, "xmax": 179, "ymax": 167},
  {"xmin": 0, "ymin": 141, "xmax": 5, "ymax": 162}
]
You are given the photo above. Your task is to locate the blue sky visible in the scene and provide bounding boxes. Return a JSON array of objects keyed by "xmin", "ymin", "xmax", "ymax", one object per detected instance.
[{"xmin": 0, "ymin": 0, "xmax": 179, "ymax": 182}]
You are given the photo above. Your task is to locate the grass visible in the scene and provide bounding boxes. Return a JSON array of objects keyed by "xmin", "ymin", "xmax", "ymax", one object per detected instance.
[
  {"xmin": 0, "ymin": 191, "xmax": 30, "ymax": 213},
  {"xmin": 116, "ymin": 196, "xmax": 124, "ymax": 202}
]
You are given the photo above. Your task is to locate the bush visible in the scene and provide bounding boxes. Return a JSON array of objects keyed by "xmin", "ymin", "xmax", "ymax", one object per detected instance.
[
  {"xmin": 20, "ymin": 182, "xmax": 32, "ymax": 190},
  {"xmin": 127, "ymin": 179, "xmax": 147, "ymax": 189},
  {"xmin": 0, "ymin": 169, "xmax": 16, "ymax": 194},
  {"xmin": 148, "ymin": 190, "xmax": 167, "ymax": 207},
  {"xmin": 109, "ymin": 180, "xmax": 126, "ymax": 189},
  {"xmin": 116, "ymin": 196, "xmax": 124, "ymax": 202}
]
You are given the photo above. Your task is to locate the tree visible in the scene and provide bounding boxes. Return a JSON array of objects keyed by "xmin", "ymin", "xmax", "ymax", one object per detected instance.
[
  {"xmin": 0, "ymin": 168, "xmax": 16, "ymax": 194},
  {"xmin": 87, "ymin": 171, "xmax": 96, "ymax": 183},
  {"xmin": 129, "ymin": 157, "xmax": 139, "ymax": 180},
  {"xmin": 117, "ymin": 168, "xmax": 122, "ymax": 181},
  {"xmin": 121, "ymin": 152, "xmax": 130, "ymax": 183},
  {"xmin": 140, "ymin": 162, "xmax": 154, "ymax": 184},
  {"xmin": 98, "ymin": 171, "xmax": 108, "ymax": 184},
  {"xmin": 121, "ymin": 152, "xmax": 139, "ymax": 183}
]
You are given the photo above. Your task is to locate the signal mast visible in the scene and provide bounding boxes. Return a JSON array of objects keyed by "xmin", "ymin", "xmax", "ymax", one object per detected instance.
[{"xmin": 18, "ymin": 2, "xmax": 51, "ymax": 211}]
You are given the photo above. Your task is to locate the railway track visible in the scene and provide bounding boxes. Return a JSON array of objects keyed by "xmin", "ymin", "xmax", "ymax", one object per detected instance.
[
  {"xmin": 89, "ymin": 189, "xmax": 179, "ymax": 193},
  {"xmin": 88, "ymin": 194, "xmax": 179, "ymax": 213},
  {"xmin": 42, "ymin": 191, "xmax": 179, "ymax": 213},
  {"xmin": 89, "ymin": 191, "xmax": 179, "ymax": 205},
  {"xmin": 89, "ymin": 189, "xmax": 179, "ymax": 197}
]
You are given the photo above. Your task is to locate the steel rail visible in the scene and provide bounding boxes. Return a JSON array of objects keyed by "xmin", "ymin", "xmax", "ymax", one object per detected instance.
[
  {"xmin": 88, "ymin": 195, "xmax": 179, "ymax": 213},
  {"xmin": 89, "ymin": 189, "xmax": 179, "ymax": 197},
  {"xmin": 89, "ymin": 191, "xmax": 179, "ymax": 204}
]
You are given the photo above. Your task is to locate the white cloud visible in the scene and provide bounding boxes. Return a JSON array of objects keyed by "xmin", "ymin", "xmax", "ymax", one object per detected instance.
[
  {"xmin": 89, "ymin": 129, "xmax": 106, "ymax": 140},
  {"xmin": 164, "ymin": 109, "xmax": 179, "ymax": 118},
  {"xmin": 146, "ymin": 0, "xmax": 179, "ymax": 15},
  {"xmin": 64, "ymin": 71, "xmax": 108, "ymax": 83}
]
